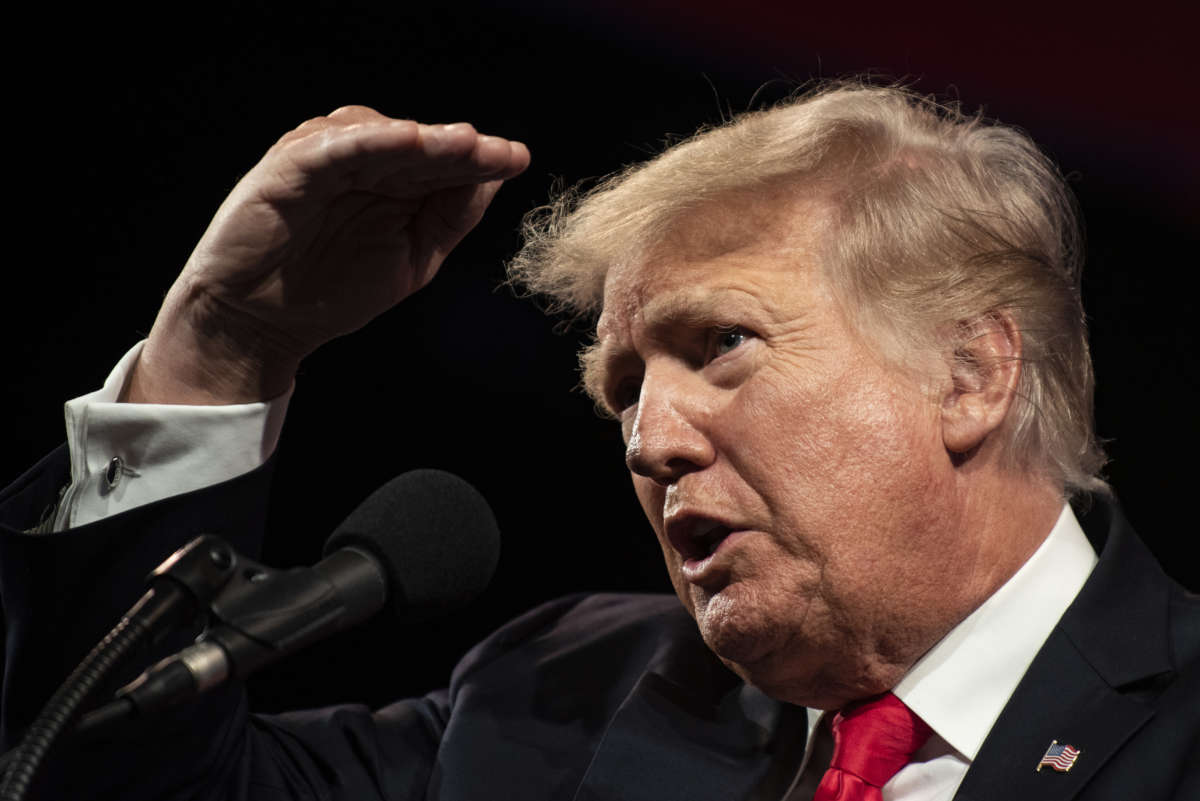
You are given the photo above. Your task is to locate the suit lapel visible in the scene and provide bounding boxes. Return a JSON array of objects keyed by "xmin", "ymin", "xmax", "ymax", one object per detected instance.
[
  {"xmin": 572, "ymin": 644, "xmax": 807, "ymax": 801},
  {"xmin": 954, "ymin": 500, "xmax": 1174, "ymax": 801},
  {"xmin": 952, "ymin": 626, "xmax": 1154, "ymax": 801}
]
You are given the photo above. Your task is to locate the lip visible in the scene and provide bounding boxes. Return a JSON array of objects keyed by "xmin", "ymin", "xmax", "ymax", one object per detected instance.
[
  {"xmin": 665, "ymin": 511, "xmax": 732, "ymax": 559},
  {"xmin": 678, "ymin": 529, "xmax": 750, "ymax": 584},
  {"xmin": 664, "ymin": 510, "xmax": 750, "ymax": 581}
]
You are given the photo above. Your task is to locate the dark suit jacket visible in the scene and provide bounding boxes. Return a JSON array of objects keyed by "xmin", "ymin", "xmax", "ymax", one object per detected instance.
[{"xmin": 1, "ymin": 446, "xmax": 1196, "ymax": 800}]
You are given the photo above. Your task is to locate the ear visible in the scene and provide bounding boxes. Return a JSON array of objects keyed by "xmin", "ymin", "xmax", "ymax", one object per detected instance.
[{"xmin": 941, "ymin": 312, "xmax": 1022, "ymax": 455}]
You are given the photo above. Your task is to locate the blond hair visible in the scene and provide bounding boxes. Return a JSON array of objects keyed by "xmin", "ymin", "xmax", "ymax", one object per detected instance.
[{"xmin": 508, "ymin": 82, "xmax": 1107, "ymax": 496}]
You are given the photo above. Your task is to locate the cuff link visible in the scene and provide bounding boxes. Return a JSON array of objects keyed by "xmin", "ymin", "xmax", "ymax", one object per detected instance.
[{"xmin": 103, "ymin": 456, "xmax": 139, "ymax": 492}]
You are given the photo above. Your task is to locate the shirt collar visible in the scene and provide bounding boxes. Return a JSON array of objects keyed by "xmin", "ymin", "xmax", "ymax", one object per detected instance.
[{"xmin": 889, "ymin": 504, "xmax": 1098, "ymax": 760}]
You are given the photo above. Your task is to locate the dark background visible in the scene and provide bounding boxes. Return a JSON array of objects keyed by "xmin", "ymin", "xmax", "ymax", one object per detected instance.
[{"xmin": 6, "ymin": 1, "xmax": 1197, "ymax": 712}]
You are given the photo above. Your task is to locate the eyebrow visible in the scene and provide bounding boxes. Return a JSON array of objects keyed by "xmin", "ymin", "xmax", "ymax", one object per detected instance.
[
  {"xmin": 578, "ymin": 340, "xmax": 612, "ymax": 414},
  {"xmin": 641, "ymin": 290, "xmax": 744, "ymax": 330},
  {"xmin": 585, "ymin": 286, "xmax": 765, "ymax": 411}
]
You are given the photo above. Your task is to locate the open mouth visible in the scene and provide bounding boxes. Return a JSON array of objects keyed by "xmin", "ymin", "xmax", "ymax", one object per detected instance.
[
  {"xmin": 694, "ymin": 521, "xmax": 731, "ymax": 560},
  {"xmin": 671, "ymin": 518, "xmax": 733, "ymax": 563}
]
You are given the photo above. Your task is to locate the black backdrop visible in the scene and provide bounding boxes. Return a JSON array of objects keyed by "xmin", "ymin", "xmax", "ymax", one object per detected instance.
[{"xmin": 6, "ymin": 1, "xmax": 1197, "ymax": 713}]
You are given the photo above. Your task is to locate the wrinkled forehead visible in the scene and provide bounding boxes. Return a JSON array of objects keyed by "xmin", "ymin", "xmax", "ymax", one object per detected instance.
[{"xmin": 596, "ymin": 190, "xmax": 832, "ymax": 342}]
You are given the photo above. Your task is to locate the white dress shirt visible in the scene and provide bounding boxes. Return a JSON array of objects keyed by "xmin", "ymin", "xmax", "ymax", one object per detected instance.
[
  {"xmin": 51, "ymin": 343, "xmax": 1099, "ymax": 801},
  {"xmin": 53, "ymin": 342, "xmax": 291, "ymax": 530},
  {"xmin": 786, "ymin": 505, "xmax": 1098, "ymax": 800}
]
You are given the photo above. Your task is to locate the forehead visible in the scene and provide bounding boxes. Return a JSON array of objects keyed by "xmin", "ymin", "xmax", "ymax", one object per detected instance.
[{"xmin": 596, "ymin": 194, "xmax": 831, "ymax": 345}]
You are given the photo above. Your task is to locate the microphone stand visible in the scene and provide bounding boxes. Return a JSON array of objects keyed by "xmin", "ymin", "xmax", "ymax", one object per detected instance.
[
  {"xmin": 80, "ymin": 542, "xmax": 386, "ymax": 732},
  {"xmin": 0, "ymin": 535, "xmax": 240, "ymax": 801},
  {"xmin": 1, "ymin": 534, "xmax": 389, "ymax": 801}
]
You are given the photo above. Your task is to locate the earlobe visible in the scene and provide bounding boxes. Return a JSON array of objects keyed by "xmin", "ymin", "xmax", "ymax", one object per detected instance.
[{"xmin": 940, "ymin": 312, "xmax": 1022, "ymax": 455}]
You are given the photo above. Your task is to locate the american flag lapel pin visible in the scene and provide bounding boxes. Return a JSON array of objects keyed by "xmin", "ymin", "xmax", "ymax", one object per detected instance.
[{"xmin": 1036, "ymin": 740, "xmax": 1081, "ymax": 773}]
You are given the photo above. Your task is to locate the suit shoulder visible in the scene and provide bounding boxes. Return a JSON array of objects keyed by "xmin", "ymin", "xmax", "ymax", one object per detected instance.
[
  {"xmin": 449, "ymin": 593, "xmax": 695, "ymax": 688},
  {"xmin": 504, "ymin": 592, "xmax": 691, "ymax": 640}
]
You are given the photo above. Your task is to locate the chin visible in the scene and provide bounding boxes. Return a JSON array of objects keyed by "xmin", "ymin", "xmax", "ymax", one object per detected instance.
[
  {"xmin": 690, "ymin": 585, "xmax": 891, "ymax": 709},
  {"xmin": 691, "ymin": 584, "xmax": 785, "ymax": 669}
]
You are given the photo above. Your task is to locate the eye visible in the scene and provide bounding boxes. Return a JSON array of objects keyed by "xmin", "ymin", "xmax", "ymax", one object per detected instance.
[{"xmin": 709, "ymin": 326, "xmax": 750, "ymax": 361}]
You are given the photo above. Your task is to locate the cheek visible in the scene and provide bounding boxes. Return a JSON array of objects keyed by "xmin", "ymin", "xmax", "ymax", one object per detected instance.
[
  {"xmin": 748, "ymin": 360, "xmax": 936, "ymax": 474},
  {"xmin": 724, "ymin": 365, "xmax": 950, "ymax": 557}
]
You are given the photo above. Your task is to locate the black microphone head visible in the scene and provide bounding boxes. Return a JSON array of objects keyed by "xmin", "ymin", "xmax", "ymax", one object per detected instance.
[{"xmin": 323, "ymin": 469, "xmax": 500, "ymax": 621}]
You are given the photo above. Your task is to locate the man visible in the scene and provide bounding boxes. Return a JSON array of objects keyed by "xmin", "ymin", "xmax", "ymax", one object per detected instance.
[{"xmin": 1, "ymin": 86, "xmax": 1196, "ymax": 800}]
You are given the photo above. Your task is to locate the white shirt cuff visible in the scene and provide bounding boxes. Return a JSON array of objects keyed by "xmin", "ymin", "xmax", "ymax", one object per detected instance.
[{"xmin": 54, "ymin": 341, "xmax": 291, "ymax": 530}]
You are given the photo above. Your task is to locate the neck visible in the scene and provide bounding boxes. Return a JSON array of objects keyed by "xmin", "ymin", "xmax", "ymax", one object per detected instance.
[
  {"xmin": 821, "ymin": 471, "xmax": 1062, "ymax": 711},
  {"xmin": 957, "ymin": 470, "xmax": 1064, "ymax": 603}
]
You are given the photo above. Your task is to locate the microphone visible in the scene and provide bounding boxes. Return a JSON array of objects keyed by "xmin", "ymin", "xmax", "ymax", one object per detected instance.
[{"xmin": 80, "ymin": 469, "xmax": 500, "ymax": 732}]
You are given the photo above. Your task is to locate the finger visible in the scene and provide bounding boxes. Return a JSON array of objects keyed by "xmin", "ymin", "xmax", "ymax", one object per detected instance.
[
  {"xmin": 366, "ymin": 125, "xmax": 529, "ymax": 191},
  {"xmin": 325, "ymin": 105, "xmax": 391, "ymax": 124},
  {"xmin": 476, "ymin": 135, "xmax": 531, "ymax": 180},
  {"xmin": 278, "ymin": 118, "xmax": 474, "ymax": 170},
  {"xmin": 269, "ymin": 120, "xmax": 527, "ymax": 201},
  {"xmin": 272, "ymin": 106, "xmax": 520, "ymax": 170},
  {"xmin": 417, "ymin": 124, "xmax": 530, "ymax": 177},
  {"xmin": 273, "ymin": 105, "xmax": 393, "ymax": 147}
]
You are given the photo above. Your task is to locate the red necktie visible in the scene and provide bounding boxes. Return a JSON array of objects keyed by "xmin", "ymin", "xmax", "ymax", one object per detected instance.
[{"xmin": 812, "ymin": 692, "xmax": 933, "ymax": 801}]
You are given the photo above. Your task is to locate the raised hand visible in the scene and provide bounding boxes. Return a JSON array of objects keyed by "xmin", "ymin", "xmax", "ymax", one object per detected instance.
[{"xmin": 124, "ymin": 106, "xmax": 530, "ymax": 404}]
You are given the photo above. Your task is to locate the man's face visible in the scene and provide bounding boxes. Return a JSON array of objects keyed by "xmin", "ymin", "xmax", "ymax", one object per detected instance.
[{"xmin": 592, "ymin": 197, "xmax": 978, "ymax": 709}]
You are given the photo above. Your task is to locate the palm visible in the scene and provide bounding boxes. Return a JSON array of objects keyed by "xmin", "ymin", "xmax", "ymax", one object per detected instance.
[
  {"xmin": 131, "ymin": 108, "xmax": 529, "ymax": 403},
  {"xmin": 187, "ymin": 111, "xmax": 528, "ymax": 353}
]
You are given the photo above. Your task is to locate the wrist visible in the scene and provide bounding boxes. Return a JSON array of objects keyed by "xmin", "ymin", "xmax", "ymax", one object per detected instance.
[{"xmin": 122, "ymin": 279, "xmax": 300, "ymax": 404}]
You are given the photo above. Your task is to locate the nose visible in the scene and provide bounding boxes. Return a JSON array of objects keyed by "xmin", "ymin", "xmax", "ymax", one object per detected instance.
[{"xmin": 624, "ymin": 369, "xmax": 716, "ymax": 485}]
